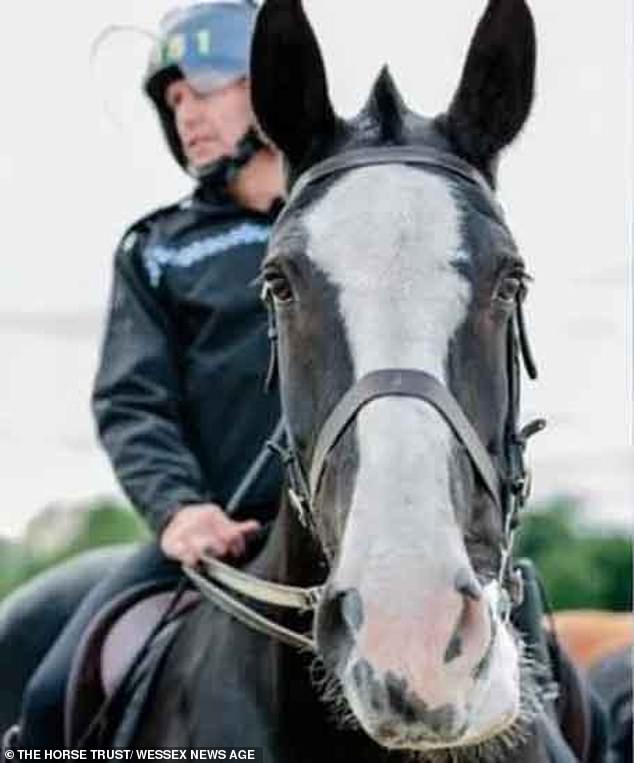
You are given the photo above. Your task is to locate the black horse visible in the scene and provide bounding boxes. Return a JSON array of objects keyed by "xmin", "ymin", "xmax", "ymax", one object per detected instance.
[
  {"xmin": 589, "ymin": 648, "xmax": 632, "ymax": 763},
  {"xmin": 103, "ymin": 1, "xmax": 600, "ymax": 760}
]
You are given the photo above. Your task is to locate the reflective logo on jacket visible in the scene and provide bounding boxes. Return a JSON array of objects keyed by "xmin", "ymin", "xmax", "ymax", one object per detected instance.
[{"xmin": 142, "ymin": 222, "xmax": 271, "ymax": 287}]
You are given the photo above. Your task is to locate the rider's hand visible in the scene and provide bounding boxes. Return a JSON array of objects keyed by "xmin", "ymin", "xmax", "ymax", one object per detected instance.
[{"xmin": 160, "ymin": 504, "xmax": 261, "ymax": 566}]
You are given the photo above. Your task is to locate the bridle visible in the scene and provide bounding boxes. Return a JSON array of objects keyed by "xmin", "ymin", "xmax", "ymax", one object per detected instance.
[{"xmin": 185, "ymin": 146, "xmax": 545, "ymax": 651}]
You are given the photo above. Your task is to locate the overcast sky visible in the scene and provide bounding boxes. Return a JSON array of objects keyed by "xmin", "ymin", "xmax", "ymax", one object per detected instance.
[{"xmin": 0, "ymin": 0, "xmax": 631, "ymax": 537}]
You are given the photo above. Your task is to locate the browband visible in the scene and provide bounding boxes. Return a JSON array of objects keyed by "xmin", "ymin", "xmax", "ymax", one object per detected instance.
[{"xmin": 287, "ymin": 146, "xmax": 505, "ymax": 224}]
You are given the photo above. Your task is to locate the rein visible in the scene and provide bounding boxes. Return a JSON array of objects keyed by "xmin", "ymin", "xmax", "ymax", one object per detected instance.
[
  {"xmin": 183, "ymin": 419, "xmax": 321, "ymax": 651},
  {"xmin": 185, "ymin": 146, "xmax": 545, "ymax": 651}
]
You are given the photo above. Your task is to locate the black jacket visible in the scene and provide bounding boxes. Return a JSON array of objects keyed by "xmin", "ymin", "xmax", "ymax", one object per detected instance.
[{"xmin": 92, "ymin": 186, "xmax": 282, "ymax": 534}]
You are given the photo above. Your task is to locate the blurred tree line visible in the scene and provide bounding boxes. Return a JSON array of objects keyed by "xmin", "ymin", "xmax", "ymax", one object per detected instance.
[
  {"xmin": 516, "ymin": 497, "xmax": 631, "ymax": 612},
  {"xmin": 0, "ymin": 499, "xmax": 148, "ymax": 600},
  {"xmin": 0, "ymin": 495, "xmax": 631, "ymax": 611}
]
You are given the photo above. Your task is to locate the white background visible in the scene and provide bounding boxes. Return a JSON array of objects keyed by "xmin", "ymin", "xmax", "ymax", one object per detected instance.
[{"xmin": 0, "ymin": 0, "xmax": 631, "ymax": 536}]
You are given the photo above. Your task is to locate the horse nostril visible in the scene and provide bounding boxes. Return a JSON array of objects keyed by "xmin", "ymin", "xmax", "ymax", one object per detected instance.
[
  {"xmin": 316, "ymin": 587, "xmax": 363, "ymax": 672},
  {"xmin": 444, "ymin": 568, "xmax": 485, "ymax": 665},
  {"xmin": 454, "ymin": 567, "xmax": 482, "ymax": 602}
]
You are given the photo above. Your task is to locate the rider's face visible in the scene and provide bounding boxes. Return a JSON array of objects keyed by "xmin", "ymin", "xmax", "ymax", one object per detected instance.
[{"xmin": 165, "ymin": 77, "xmax": 253, "ymax": 169}]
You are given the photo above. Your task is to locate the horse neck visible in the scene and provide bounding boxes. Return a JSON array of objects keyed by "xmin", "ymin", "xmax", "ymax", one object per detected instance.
[{"xmin": 249, "ymin": 497, "xmax": 327, "ymax": 587}]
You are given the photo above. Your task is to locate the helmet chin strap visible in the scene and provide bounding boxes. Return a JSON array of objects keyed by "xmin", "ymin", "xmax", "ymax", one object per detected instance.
[{"xmin": 190, "ymin": 127, "xmax": 266, "ymax": 188}]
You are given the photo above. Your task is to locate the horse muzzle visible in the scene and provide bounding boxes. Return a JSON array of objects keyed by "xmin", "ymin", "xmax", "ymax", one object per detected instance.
[{"xmin": 315, "ymin": 570, "xmax": 521, "ymax": 750}]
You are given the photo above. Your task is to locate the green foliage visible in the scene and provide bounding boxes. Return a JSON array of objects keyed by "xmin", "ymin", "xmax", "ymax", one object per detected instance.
[
  {"xmin": 0, "ymin": 538, "xmax": 28, "ymax": 600},
  {"xmin": 0, "ymin": 499, "xmax": 148, "ymax": 601},
  {"xmin": 63, "ymin": 500, "xmax": 149, "ymax": 556},
  {"xmin": 516, "ymin": 497, "xmax": 632, "ymax": 612}
]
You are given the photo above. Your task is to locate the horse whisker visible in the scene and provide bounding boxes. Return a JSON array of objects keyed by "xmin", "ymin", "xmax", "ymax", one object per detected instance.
[{"xmin": 307, "ymin": 633, "xmax": 548, "ymax": 763}]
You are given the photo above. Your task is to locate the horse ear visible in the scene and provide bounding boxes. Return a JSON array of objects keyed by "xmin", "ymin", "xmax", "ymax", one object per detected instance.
[
  {"xmin": 250, "ymin": 0, "xmax": 337, "ymax": 167},
  {"xmin": 444, "ymin": 0, "xmax": 536, "ymax": 175}
]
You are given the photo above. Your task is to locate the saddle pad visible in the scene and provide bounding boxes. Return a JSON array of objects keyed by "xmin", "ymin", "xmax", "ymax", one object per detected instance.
[
  {"xmin": 109, "ymin": 618, "xmax": 184, "ymax": 748},
  {"xmin": 65, "ymin": 582, "xmax": 199, "ymax": 747},
  {"xmin": 101, "ymin": 589, "xmax": 199, "ymax": 696}
]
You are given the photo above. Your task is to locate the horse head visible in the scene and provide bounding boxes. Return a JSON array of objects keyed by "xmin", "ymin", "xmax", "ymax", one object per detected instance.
[{"xmin": 252, "ymin": 0, "xmax": 537, "ymax": 754}]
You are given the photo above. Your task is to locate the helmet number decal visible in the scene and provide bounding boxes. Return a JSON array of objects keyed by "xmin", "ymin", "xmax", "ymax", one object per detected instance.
[
  {"xmin": 163, "ymin": 29, "xmax": 213, "ymax": 65},
  {"xmin": 165, "ymin": 33, "xmax": 186, "ymax": 63},
  {"xmin": 196, "ymin": 29, "xmax": 212, "ymax": 56}
]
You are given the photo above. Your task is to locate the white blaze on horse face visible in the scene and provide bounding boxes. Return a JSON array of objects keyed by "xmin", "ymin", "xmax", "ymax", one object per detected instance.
[
  {"xmin": 305, "ymin": 165, "xmax": 468, "ymax": 379},
  {"xmin": 306, "ymin": 166, "xmax": 520, "ymax": 747}
]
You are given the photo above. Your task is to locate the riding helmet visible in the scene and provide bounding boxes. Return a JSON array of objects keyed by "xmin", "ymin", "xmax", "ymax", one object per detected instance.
[{"xmin": 144, "ymin": 1, "xmax": 259, "ymax": 176}]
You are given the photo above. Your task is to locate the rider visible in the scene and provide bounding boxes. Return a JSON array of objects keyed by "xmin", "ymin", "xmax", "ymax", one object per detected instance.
[{"xmin": 3, "ymin": 0, "xmax": 284, "ymax": 749}]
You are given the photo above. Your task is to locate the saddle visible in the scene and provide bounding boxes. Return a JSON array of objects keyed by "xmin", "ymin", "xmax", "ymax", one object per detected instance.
[{"xmin": 64, "ymin": 582, "xmax": 200, "ymax": 748}]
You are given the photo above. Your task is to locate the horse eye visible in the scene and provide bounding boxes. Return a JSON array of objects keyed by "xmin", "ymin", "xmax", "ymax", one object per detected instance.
[
  {"xmin": 496, "ymin": 276, "xmax": 522, "ymax": 304},
  {"xmin": 264, "ymin": 268, "xmax": 294, "ymax": 303}
]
